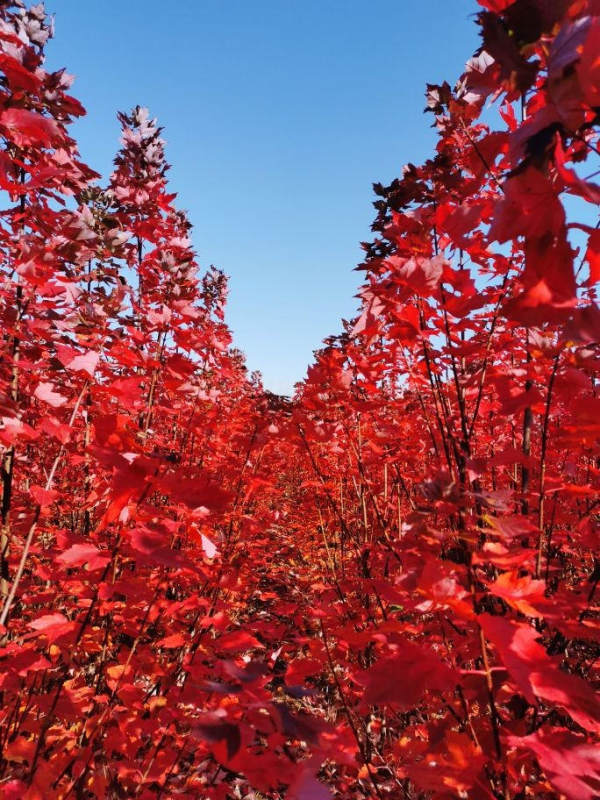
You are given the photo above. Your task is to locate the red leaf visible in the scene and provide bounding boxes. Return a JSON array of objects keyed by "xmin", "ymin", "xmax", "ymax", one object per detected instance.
[
  {"xmin": 388, "ymin": 255, "xmax": 445, "ymax": 298},
  {"xmin": 34, "ymin": 382, "xmax": 68, "ymax": 408},
  {"xmin": 489, "ymin": 571, "xmax": 547, "ymax": 617},
  {"xmin": 577, "ymin": 16, "xmax": 600, "ymax": 108},
  {"xmin": 0, "ymin": 780, "xmax": 29, "ymax": 800},
  {"xmin": 216, "ymin": 630, "xmax": 263, "ymax": 653},
  {"xmin": 0, "ymin": 416, "xmax": 39, "ymax": 446},
  {"xmin": 0, "ymin": 108, "xmax": 61, "ymax": 148},
  {"xmin": 406, "ymin": 730, "xmax": 487, "ymax": 795},
  {"xmin": 56, "ymin": 345, "xmax": 99, "ymax": 376},
  {"xmin": 356, "ymin": 639, "xmax": 458, "ymax": 709},
  {"xmin": 477, "ymin": 0, "xmax": 513, "ymax": 10},
  {"xmin": 155, "ymin": 475, "xmax": 231, "ymax": 513},
  {"xmin": 509, "ymin": 729, "xmax": 600, "ymax": 800},
  {"xmin": 480, "ymin": 614, "xmax": 600, "ymax": 732},
  {"xmin": 192, "ymin": 712, "xmax": 241, "ymax": 760},
  {"xmin": 485, "ymin": 514, "xmax": 540, "ymax": 541},
  {"xmin": 38, "ymin": 415, "xmax": 72, "ymax": 445},
  {"xmin": 287, "ymin": 768, "xmax": 332, "ymax": 800},
  {"xmin": 55, "ymin": 543, "xmax": 110, "ymax": 570},
  {"xmin": 584, "ymin": 229, "xmax": 600, "ymax": 286},
  {"xmin": 3, "ymin": 736, "xmax": 35, "ymax": 764},
  {"xmin": 29, "ymin": 612, "xmax": 68, "ymax": 631},
  {"xmin": 201, "ymin": 533, "xmax": 218, "ymax": 559},
  {"xmin": 0, "ymin": 54, "xmax": 41, "ymax": 92},
  {"xmin": 157, "ymin": 633, "xmax": 185, "ymax": 649},
  {"xmin": 489, "ymin": 167, "xmax": 565, "ymax": 243},
  {"xmin": 29, "ymin": 613, "xmax": 75, "ymax": 644},
  {"xmin": 128, "ymin": 526, "xmax": 201, "ymax": 573},
  {"xmin": 29, "ymin": 484, "xmax": 58, "ymax": 507}
]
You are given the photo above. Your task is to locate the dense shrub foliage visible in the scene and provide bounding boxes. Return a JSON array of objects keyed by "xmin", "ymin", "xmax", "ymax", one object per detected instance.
[{"xmin": 0, "ymin": 1, "xmax": 599, "ymax": 797}]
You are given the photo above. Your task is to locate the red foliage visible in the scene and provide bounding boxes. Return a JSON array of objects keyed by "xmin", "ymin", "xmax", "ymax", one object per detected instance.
[{"xmin": 0, "ymin": 0, "xmax": 599, "ymax": 798}]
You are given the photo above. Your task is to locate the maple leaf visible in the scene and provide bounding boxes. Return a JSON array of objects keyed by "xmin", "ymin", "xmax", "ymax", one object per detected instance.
[
  {"xmin": 100, "ymin": 454, "xmax": 156, "ymax": 525},
  {"xmin": 489, "ymin": 570, "xmax": 547, "ymax": 616},
  {"xmin": 3, "ymin": 736, "xmax": 36, "ymax": 765},
  {"xmin": 480, "ymin": 613, "xmax": 600, "ymax": 732},
  {"xmin": 485, "ymin": 514, "xmax": 541, "ymax": 541},
  {"xmin": 564, "ymin": 304, "xmax": 600, "ymax": 344},
  {"xmin": 0, "ymin": 108, "xmax": 61, "ymax": 148},
  {"xmin": 554, "ymin": 137, "xmax": 600, "ymax": 204},
  {"xmin": 356, "ymin": 639, "xmax": 459, "ymax": 709},
  {"xmin": 287, "ymin": 768, "xmax": 332, "ymax": 800},
  {"xmin": 28, "ymin": 613, "xmax": 75, "ymax": 644},
  {"xmin": 416, "ymin": 558, "xmax": 474, "ymax": 619},
  {"xmin": 0, "ymin": 53, "xmax": 41, "ymax": 92},
  {"xmin": 55, "ymin": 345, "xmax": 100, "ymax": 376},
  {"xmin": 577, "ymin": 15, "xmax": 600, "ymax": 108},
  {"xmin": 388, "ymin": 254, "xmax": 445, "ymax": 298},
  {"xmin": 155, "ymin": 475, "xmax": 231, "ymax": 513},
  {"xmin": 38, "ymin": 415, "xmax": 72, "ymax": 444},
  {"xmin": 29, "ymin": 612, "xmax": 69, "ymax": 631},
  {"xmin": 0, "ymin": 416, "xmax": 39, "ymax": 446},
  {"xmin": 477, "ymin": 10, "xmax": 538, "ymax": 92},
  {"xmin": 156, "ymin": 633, "xmax": 186, "ymax": 649},
  {"xmin": 405, "ymin": 730, "xmax": 487, "ymax": 795},
  {"xmin": 216, "ymin": 630, "xmax": 263, "ymax": 653},
  {"xmin": 583, "ymin": 229, "xmax": 600, "ymax": 286},
  {"xmin": 201, "ymin": 533, "xmax": 218, "ymax": 558},
  {"xmin": 477, "ymin": 0, "xmax": 513, "ymax": 10},
  {"xmin": 548, "ymin": 15, "xmax": 591, "ymax": 78},
  {"xmin": 489, "ymin": 167, "xmax": 565, "ymax": 243},
  {"xmin": 55, "ymin": 543, "xmax": 110, "ymax": 570},
  {"xmin": 0, "ymin": 780, "xmax": 29, "ymax": 800},
  {"xmin": 508, "ymin": 729, "xmax": 600, "ymax": 800},
  {"xmin": 192, "ymin": 712, "xmax": 241, "ymax": 761},
  {"xmin": 34, "ymin": 382, "xmax": 68, "ymax": 408},
  {"xmin": 29, "ymin": 485, "xmax": 58, "ymax": 507}
]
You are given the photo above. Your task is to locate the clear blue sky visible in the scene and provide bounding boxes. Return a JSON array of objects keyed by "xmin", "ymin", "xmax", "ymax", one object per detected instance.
[{"xmin": 46, "ymin": 0, "xmax": 479, "ymax": 394}]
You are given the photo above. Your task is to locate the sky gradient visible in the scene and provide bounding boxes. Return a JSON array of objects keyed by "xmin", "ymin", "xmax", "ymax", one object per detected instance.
[{"xmin": 46, "ymin": 0, "xmax": 480, "ymax": 394}]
